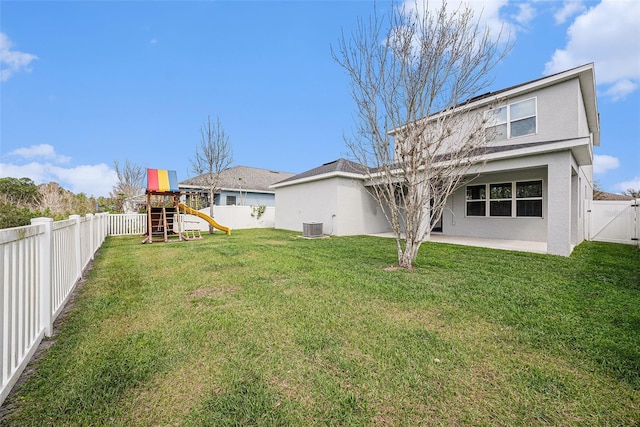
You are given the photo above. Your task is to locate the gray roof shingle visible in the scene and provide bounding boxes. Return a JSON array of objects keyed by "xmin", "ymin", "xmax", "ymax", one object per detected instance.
[
  {"xmin": 180, "ymin": 166, "xmax": 295, "ymax": 192},
  {"xmin": 273, "ymin": 158, "xmax": 367, "ymax": 185}
]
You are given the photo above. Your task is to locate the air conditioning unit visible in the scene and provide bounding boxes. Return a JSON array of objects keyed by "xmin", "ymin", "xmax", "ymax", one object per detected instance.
[{"xmin": 303, "ymin": 222, "xmax": 323, "ymax": 238}]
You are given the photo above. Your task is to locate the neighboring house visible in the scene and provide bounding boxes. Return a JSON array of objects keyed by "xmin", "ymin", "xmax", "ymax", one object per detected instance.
[
  {"xmin": 180, "ymin": 165, "xmax": 294, "ymax": 207},
  {"xmin": 272, "ymin": 63, "xmax": 600, "ymax": 256}
]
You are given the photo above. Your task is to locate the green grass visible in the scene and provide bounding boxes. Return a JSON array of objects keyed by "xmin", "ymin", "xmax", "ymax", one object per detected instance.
[{"xmin": 1, "ymin": 229, "xmax": 639, "ymax": 426}]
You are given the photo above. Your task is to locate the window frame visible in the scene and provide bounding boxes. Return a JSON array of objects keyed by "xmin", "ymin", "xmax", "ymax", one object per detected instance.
[
  {"xmin": 226, "ymin": 195, "xmax": 237, "ymax": 206},
  {"xmin": 485, "ymin": 97, "xmax": 537, "ymax": 141},
  {"xmin": 465, "ymin": 179, "xmax": 544, "ymax": 218}
]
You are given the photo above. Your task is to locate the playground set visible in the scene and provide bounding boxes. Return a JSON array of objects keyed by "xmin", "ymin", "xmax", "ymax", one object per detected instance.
[{"xmin": 142, "ymin": 168, "xmax": 230, "ymax": 244}]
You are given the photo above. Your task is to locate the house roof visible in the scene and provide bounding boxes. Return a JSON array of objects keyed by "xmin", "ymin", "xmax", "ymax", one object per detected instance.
[
  {"xmin": 271, "ymin": 158, "xmax": 367, "ymax": 188},
  {"xmin": 180, "ymin": 166, "xmax": 295, "ymax": 193}
]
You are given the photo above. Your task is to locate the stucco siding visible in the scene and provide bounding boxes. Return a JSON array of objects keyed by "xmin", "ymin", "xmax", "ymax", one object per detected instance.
[
  {"xmin": 274, "ymin": 178, "xmax": 338, "ymax": 233},
  {"xmin": 275, "ymin": 176, "xmax": 391, "ymax": 236},
  {"xmin": 335, "ymin": 177, "xmax": 391, "ymax": 235}
]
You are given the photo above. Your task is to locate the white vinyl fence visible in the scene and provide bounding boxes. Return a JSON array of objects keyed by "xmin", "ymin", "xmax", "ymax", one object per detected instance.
[
  {"xmin": 1, "ymin": 214, "xmax": 108, "ymax": 406},
  {"xmin": 106, "ymin": 206, "xmax": 275, "ymax": 236},
  {"xmin": 589, "ymin": 199, "xmax": 639, "ymax": 245},
  {"xmin": 107, "ymin": 213, "xmax": 146, "ymax": 236}
]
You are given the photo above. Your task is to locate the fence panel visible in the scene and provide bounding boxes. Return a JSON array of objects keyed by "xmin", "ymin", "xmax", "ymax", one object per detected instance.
[
  {"xmin": 108, "ymin": 213, "xmax": 146, "ymax": 236},
  {"xmin": 1, "ymin": 212, "xmax": 107, "ymax": 406},
  {"xmin": 51, "ymin": 219, "xmax": 80, "ymax": 321},
  {"xmin": 0, "ymin": 224, "xmax": 46, "ymax": 406},
  {"xmin": 589, "ymin": 199, "xmax": 639, "ymax": 245}
]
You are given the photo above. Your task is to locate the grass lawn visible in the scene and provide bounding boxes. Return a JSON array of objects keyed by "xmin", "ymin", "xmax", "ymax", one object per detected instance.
[{"xmin": 1, "ymin": 229, "xmax": 639, "ymax": 426}]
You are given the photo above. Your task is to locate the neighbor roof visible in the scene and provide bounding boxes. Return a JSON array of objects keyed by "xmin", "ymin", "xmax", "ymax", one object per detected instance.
[{"xmin": 180, "ymin": 166, "xmax": 295, "ymax": 193}]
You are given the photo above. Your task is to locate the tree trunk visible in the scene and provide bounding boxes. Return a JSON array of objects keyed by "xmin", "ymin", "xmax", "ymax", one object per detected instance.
[{"xmin": 208, "ymin": 188, "xmax": 215, "ymax": 234}]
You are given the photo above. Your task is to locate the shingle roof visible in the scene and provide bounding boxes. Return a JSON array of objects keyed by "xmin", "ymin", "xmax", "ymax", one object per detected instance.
[
  {"xmin": 594, "ymin": 191, "xmax": 634, "ymax": 201},
  {"xmin": 273, "ymin": 158, "xmax": 367, "ymax": 185},
  {"xmin": 180, "ymin": 166, "xmax": 295, "ymax": 192}
]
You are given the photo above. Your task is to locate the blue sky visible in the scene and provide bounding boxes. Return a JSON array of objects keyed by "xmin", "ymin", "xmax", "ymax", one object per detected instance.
[{"xmin": 1, "ymin": 0, "xmax": 639, "ymax": 198}]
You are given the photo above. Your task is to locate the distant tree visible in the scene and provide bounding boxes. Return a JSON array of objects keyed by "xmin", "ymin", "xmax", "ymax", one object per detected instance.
[
  {"xmin": 71, "ymin": 192, "xmax": 97, "ymax": 215},
  {"xmin": 333, "ymin": 1, "xmax": 509, "ymax": 268},
  {"xmin": 0, "ymin": 202, "xmax": 32, "ymax": 228},
  {"xmin": 622, "ymin": 188, "xmax": 640, "ymax": 198},
  {"xmin": 0, "ymin": 177, "xmax": 40, "ymax": 207},
  {"xmin": 190, "ymin": 115, "xmax": 233, "ymax": 233},
  {"xmin": 38, "ymin": 182, "xmax": 72, "ymax": 214},
  {"xmin": 112, "ymin": 160, "xmax": 145, "ymax": 212}
]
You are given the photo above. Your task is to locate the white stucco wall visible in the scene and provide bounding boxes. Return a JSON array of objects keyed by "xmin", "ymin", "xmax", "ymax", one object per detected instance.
[
  {"xmin": 274, "ymin": 176, "xmax": 390, "ymax": 236},
  {"xmin": 335, "ymin": 177, "xmax": 390, "ymax": 235}
]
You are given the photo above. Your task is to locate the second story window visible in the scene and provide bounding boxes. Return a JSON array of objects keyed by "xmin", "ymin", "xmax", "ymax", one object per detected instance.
[{"xmin": 485, "ymin": 98, "xmax": 537, "ymax": 141}]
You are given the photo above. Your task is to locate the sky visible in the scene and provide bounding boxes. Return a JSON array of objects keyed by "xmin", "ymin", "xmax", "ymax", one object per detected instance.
[{"xmin": 1, "ymin": 0, "xmax": 639, "ymax": 198}]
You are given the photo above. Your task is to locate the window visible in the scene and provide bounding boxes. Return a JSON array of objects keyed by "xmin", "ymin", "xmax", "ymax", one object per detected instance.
[
  {"xmin": 466, "ymin": 180, "xmax": 543, "ymax": 218},
  {"xmin": 466, "ymin": 185, "xmax": 486, "ymax": 216},
  {"xmin": 489, "ymin": 183, "xmax": 512, "ymax": 216},
  {"xmin": 485, "ymin": 98, "xmax": 536, "ymax": 141},
  {"xmin": 515, "ymin": 181, "xmax": 542, "ymax": 217},
  {"xmin": 226, "ymin": 195, "xmax": 236, "ymax": 206}
]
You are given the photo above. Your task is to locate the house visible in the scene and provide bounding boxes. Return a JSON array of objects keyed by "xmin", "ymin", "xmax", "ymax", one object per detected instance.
[
  {"xmin": 272, "ymin": 63, "xmax": 600, "ymax": 256},
  {"xmin": 180, "ymin": 165, "xmax": 294, "ymax": 207}
]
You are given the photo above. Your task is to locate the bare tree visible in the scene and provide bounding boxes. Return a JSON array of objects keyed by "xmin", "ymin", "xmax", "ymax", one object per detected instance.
[
  {"xmin": 112, "ymin": 160, "xmax": 145, "ymax": 212},
  {"xmin": 622, "ymin": 188, "xmax": 640, "ymax": 198},
  {"xmin": 333, "ymin": 1, "xmax": 510, "ymax": 268},
  {"xmin": 190, "ymin": 115, "xmax": 233, "ymax": 232},
  {"xmin": 38, "ymin": 182, "xmax": 72, "ymax": 214}
]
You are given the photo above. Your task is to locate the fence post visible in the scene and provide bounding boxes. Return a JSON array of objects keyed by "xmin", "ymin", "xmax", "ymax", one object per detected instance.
[
  {"xmin": 69, "ymin": 215, "xmax": 82, "ymax": 282},
  {"xmin": 31, "ymin": 217, "xmax": 53, "ymax": 337},
  {"xmin": 87, "ymin": 214, "xmax": 94, "ymax": 259}
]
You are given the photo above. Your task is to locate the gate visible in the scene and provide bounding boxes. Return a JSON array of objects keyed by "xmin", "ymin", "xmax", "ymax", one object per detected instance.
[{"xmin": 589, "ymin": 199, "xmax": 639, "ymax": 245}]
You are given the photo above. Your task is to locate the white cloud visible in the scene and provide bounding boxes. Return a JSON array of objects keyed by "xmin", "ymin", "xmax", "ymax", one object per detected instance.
[
  {"xmin": 593, "ymin": 154, "xmax": 620, "ymax": 174},
  {"xmin": 0, "ymin": 161, "xmax": 118, "ymax": 198},
  {"xmin": 0, "ymin": 162, "xmax": 52, "ymax": 185},
  {"xmin": 49, "ymin": 164, "xmax": 118, "ymax": 197},
  {"xmin": 554, "ymin": 0, "xmax": 585, "ymax": 25},
  {"xmin": 150, "ymin": 38, "xmax": 157, "ymax": 45},
  {"xmin": 603, "ymin": 79, "xmax": 639, "ymax": 102},
  {"xmin": 615, "ymin": 177, "xmax": 640, "ymax": 193},
  {"xmin": 402, "ymin": 0, "xmax": 513, "ymax": 44},
  {"xmin": 7, "ymin": 144, "xmax": 71, "ymax": 164},
  {"xmin": 513, "ymin": 3, "xmax": 536, "ymax": 26},
  {"xmin": 0, "ymin": 32, "xmax": 38, "ymax": 82},
  {"xmin": 544, "ymin": 0, "xmax": 640, "ymax": 101},
  {"xmin": 1, "ymin": 144, "xmax": 118, "ymax": 197}
]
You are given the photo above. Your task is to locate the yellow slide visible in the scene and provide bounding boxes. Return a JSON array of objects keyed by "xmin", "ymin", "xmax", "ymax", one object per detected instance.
[{"xmin": 178, "ymin": 203, "xmax": 231, "ymax": 235}]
